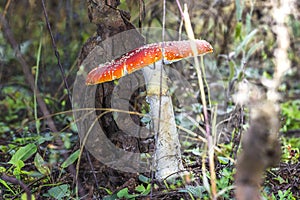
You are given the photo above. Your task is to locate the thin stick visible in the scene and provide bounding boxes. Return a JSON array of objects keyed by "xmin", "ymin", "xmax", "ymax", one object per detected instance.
[
  {"xmin": 41, "ymin": 0, "xmax": 72, "ymax": 104},
  {"xmin": 182, "ymin": 4, "xmax": 217, "ymax": 198},
  {"xmin": 175, "ymin": 0, "xmax": 184, "ymax": 17},
  {"xmin": 0, "ymin": 0, "xmax": 12, "ymax": 30}
]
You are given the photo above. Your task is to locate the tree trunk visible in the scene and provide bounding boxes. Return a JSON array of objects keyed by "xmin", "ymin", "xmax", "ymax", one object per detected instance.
[{"xmin": 74, "ymin": 0, "xmax": 148, "ymax": 195}]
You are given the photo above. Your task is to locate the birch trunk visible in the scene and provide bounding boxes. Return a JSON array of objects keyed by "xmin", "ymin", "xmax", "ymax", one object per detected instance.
[{"xmin": 143, "ymin": 61, "xmax": 185, "ymax": 180}]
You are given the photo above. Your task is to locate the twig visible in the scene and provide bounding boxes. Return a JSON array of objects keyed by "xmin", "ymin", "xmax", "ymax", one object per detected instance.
[
  {"xmin": 0, "ymin": 0, "xmax": 12, "ymax": 30},
  {"xmin": 175, "ymin": 0, "xmax": 184, "ymax": 18},
  {"xmin": 38, "ymin": 4, "xmax": 87, "ymax": 195},
  {"xmin": 85, "ymin": 150, "xmax": 99, "ymax": 189},
  {"xmin": 181, "ymin": 4, "xmax": 217, "ymax": 198},
  {"xmin": 1, "ymin": 174, "xmax": 32, "ymax": 200},
  {"xmin": 41, "ymin": 0, "xmax": 72, "ymax": 104}
]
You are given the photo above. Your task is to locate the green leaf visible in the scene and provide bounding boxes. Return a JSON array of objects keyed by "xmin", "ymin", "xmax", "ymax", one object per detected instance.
[
  {"xmin": 21, "ymin": 193, "xmax": 36, "ymax": 200},
  {"xmin": 135, "ymin": 185, "xmax": 145, "ymax": 193},
  {"xmin": 117, "ymin": 188, "xmax": 129, "ymax": 198},
  {"xmin": 145, "ymin": 184, "xmax": 151, "ymax": 195},
  {"xmin": 117, "ymin": 188, "xmax": 138, "ymax": 199},
  {"xmin": 138, "ymin": 174, "xmax": 151, "ymax": 184},
  {"xmin": 70, "ymin": 122, "xmax": 78, "ymax": 132},
  {"xmin": 99, "ymin": 186, "xmax": 113, "ymax": 195},
  {"xmin": 103, "ymin": 194, "xmax": 118, "ymax": 200},
  {"xmin": 15, "ymin": 160, "xmax": 25, "ymax": 170},
  {"xmin": 47, "ymin": 184, "xmax": 70, "ymax": 200},
  {"xmin": 235, "ymin": 0, "xmax": 244, "ymax": 21},
  {"xmin": 37, "ymin": 135, "xmax": 54, "ymax": 145},
  {"xmin": 245, "ymin": 41, "xmax": 264, "ymax": 61},
  {"xmin": 228, "ymin": 61, "xmax": 235, "ymax": 82},
  {"xmin": 246, "ymin": 13, "xmax": 252, "ymax": 34},
  {"xmin": 0, "ymin": 166, "xmax": 6, "ymax": 173},
  {"xmin": 235, "ymin": 22, "xmax": 243, "ymax": 40},
  {"xmin": 274, "ymin": 176, "xmax": 286, "ymax": 184},
  {"xmin": 34, "ymin": 153, "xmax": 51, "ymax": 175},
  {"xmin": 202, "ymin": 172, "xmax": 211, "ymax": 195},
  {"xmin": 61, "ymin": 133, "xmax": 72, "ymax": 149},
  {"xmin": 0, "ymin": 178, "xmax": 16, "ymax": 195},
  {"xmin": 179, "ymin": 185, "xmax": 205, "ymax": 198},
  {"xmin": 13, "ymin": 160, "xmax": 24, "ymax": 179},
  {"xmin": 235, "ymin": 29, "xmax": 258, "ymax": 57},
  {"xmin": 61, "ymin": 150, "xmax": 80, "ymax": 169},
  {"xmin": 9, "ymin": 143, "xmax": 37, "ymax": 165},
  {"xmin": 137, "ymin": 184, "xmax": 152, "ymax": 195},
  {"xmin": 218, "ymin": 156, "xmax": 230, "ymax": 164}
]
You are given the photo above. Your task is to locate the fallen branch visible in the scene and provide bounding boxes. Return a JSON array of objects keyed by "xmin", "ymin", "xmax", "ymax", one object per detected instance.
[{"xmin": 1, "ymin": 173, "xmax": 32, "ymax": 200}]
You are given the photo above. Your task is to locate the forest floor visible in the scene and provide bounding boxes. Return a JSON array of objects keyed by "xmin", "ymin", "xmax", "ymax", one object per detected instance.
[{"xmin": 0, "ymin": 1, "xmax": 299, "ymax": 199}]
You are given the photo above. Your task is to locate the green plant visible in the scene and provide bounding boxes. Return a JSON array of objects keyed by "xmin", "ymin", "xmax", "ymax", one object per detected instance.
[
  {"xmin": 271, "ymin": 189, "xmax": 296, "ymax": 200},
  {"xmin": 216, "ymin": 168, "xmax": 234, "ymax": 199},
  {"xmin": 0, "ymin": 86, "xmax": 34, "ymax": 132},
  {"xmin": 61, "ymin": 149, "xmax": 80, "ymax": 169},
  {"xmin": 8, "ymin": 143, "xmax": 37, "ymax": 180},
  {"xmin": 103, "ymin": 175, "xmax": 153, "ymax": 200},
  {"xmin": 43, "ymin": 184, "xmax": 71, "ymax": 200},
  {"xmin": 281, "ymin": 137, "xmax": 300, "ymax": 164},
  {"xmin": 179, "ymin": 185, "xmax": 207, "ymax": 199},
  {"xmin": 220, "ymin": 0, "xmax": 265, "ymax": 85},
  {"xmin": 281, "ymin": 100, "xmax": 300, "ymax": 132},
  {"xmin": 117, "ymin": 188, "xmax": 139, "ymax": 199}
]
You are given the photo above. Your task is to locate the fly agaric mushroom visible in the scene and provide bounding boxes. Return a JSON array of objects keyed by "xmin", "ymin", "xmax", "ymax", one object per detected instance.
[
  {"xmin": 85, "ymin": 39, "xmax": 213, "ymax": 180},
  {"xmin": 86, "ymin": 39, "xmax": 213, "ymax": 85}
]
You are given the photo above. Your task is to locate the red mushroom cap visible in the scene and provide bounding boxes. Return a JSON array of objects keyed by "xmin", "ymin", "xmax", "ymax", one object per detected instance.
[{"xmin": 86, "ymin": 39, "xmax": 213, "ymax": 85}]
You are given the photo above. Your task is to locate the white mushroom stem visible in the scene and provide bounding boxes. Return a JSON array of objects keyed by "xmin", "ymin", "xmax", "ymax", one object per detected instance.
[{"xmin": 142, "ymin": 61, "xmax": 185, "ymax": 180}]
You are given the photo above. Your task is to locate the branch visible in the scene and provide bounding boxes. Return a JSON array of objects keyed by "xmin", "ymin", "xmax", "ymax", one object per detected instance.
[
  {"xmin": 41, "ymin": 0, "xmax": 72, "ymax": 104},
  {"xmin": 1, "ymin": 173, "xmax": 32, "ymax": 200}
]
